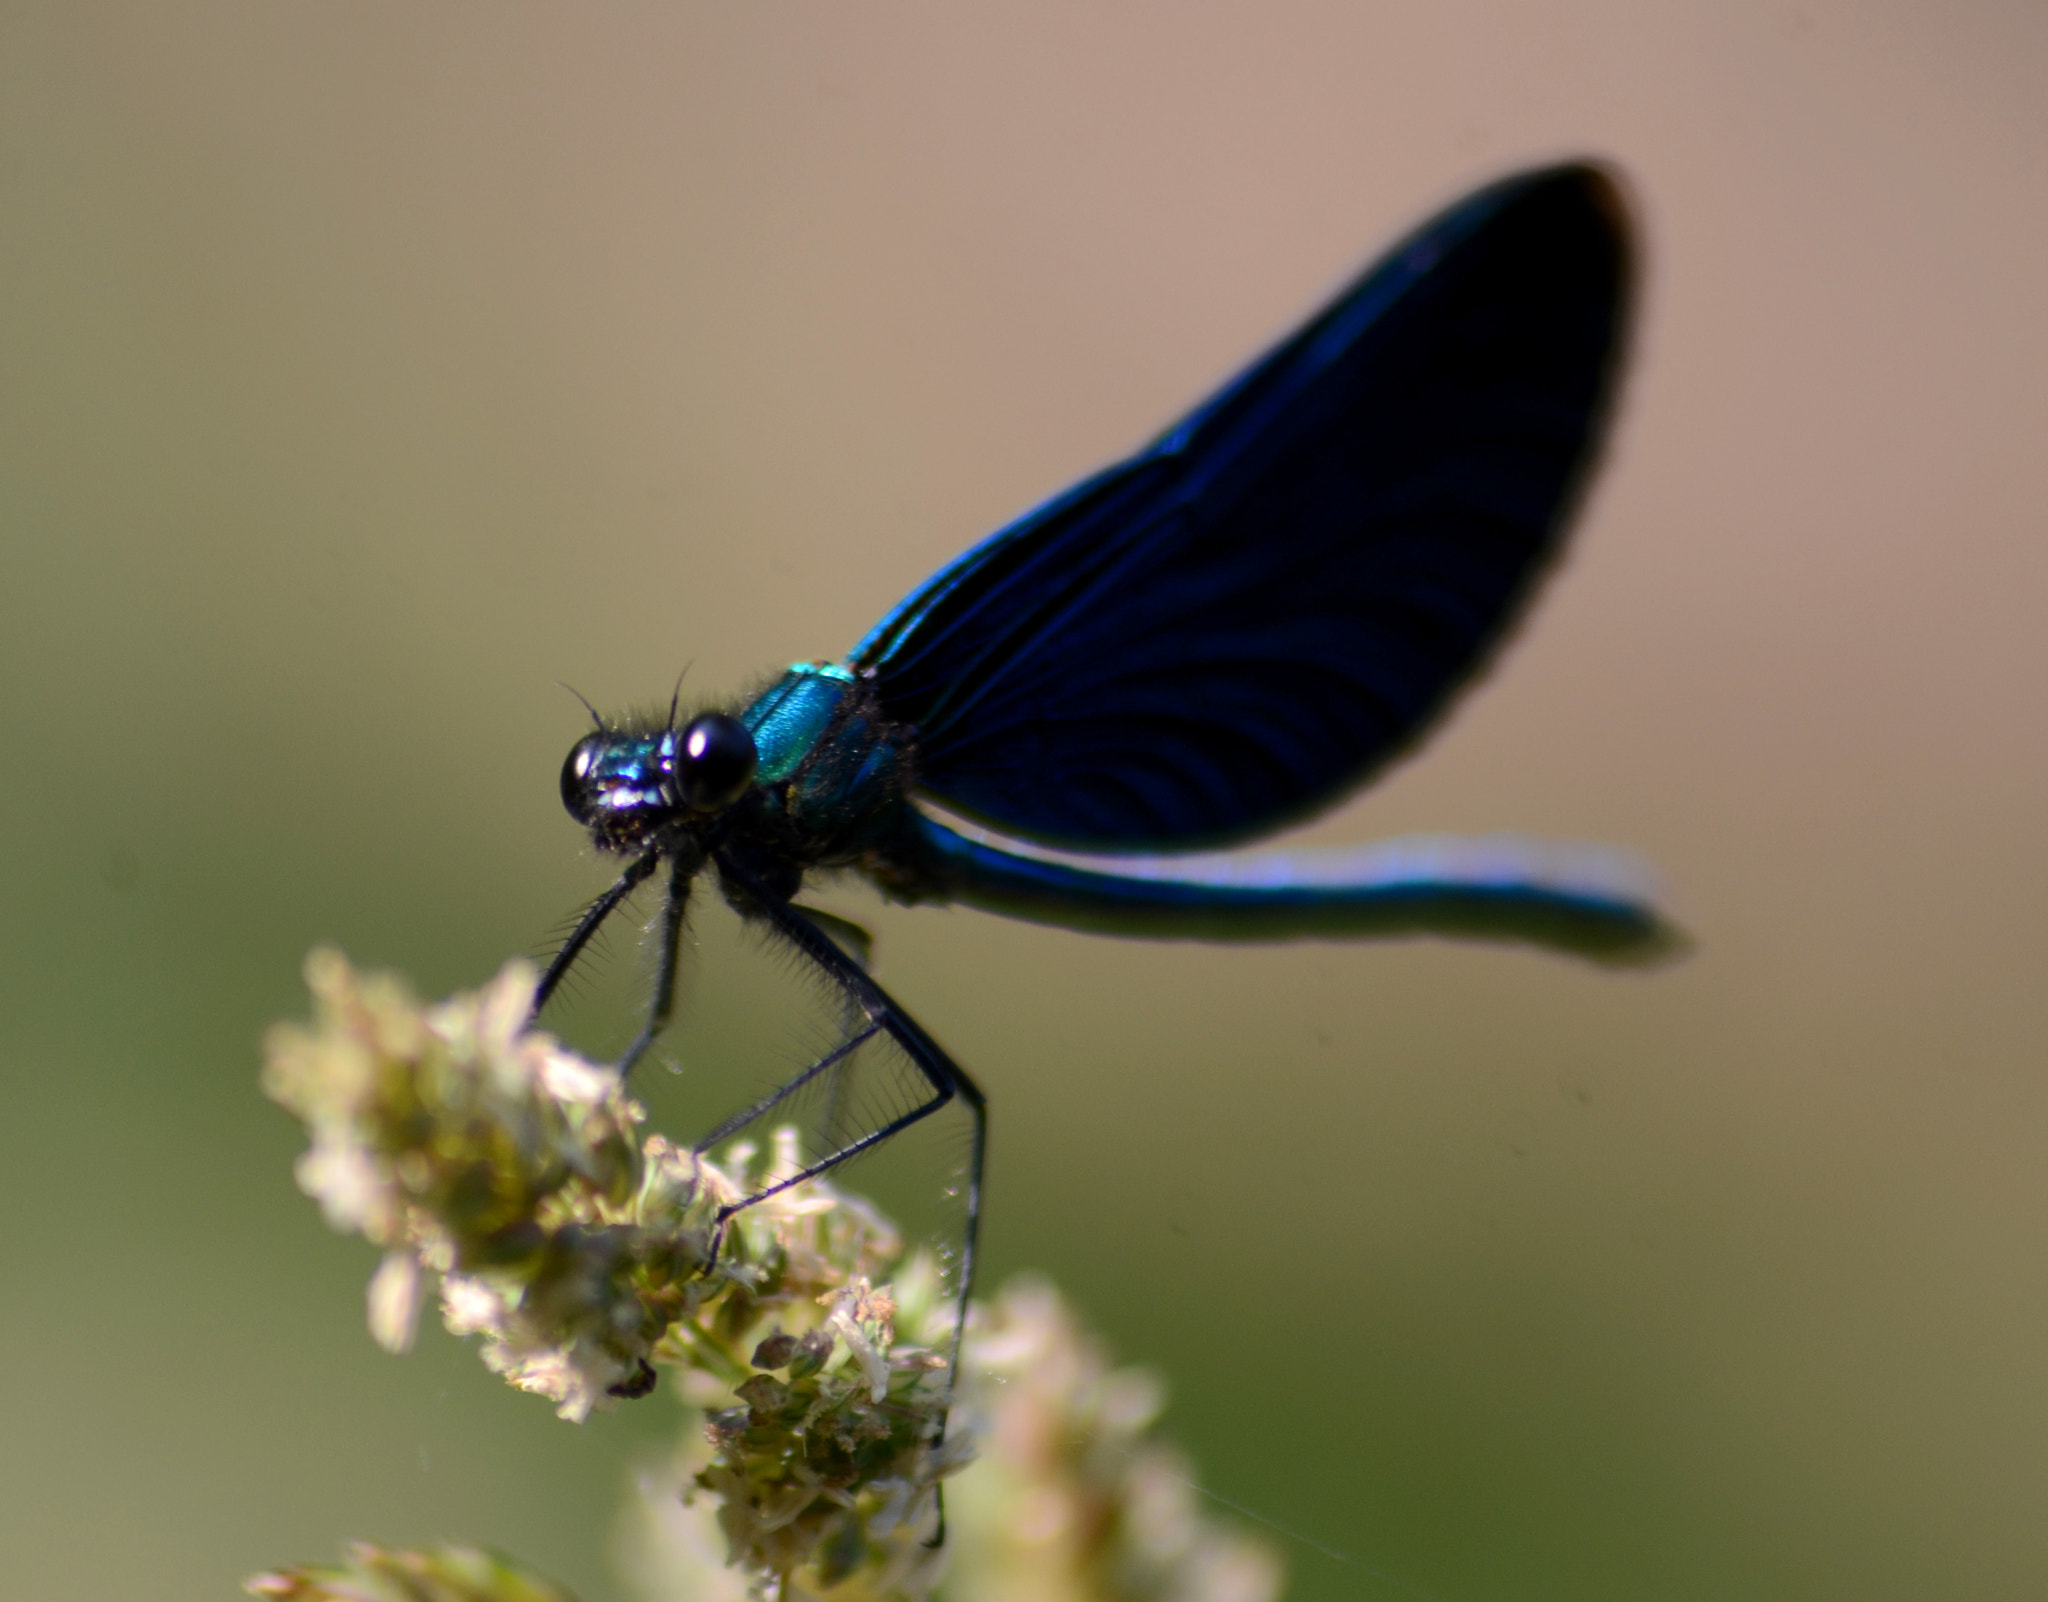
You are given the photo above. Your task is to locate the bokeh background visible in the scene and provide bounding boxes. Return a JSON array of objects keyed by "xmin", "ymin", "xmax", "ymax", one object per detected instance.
[{"xmin": 5, "ymin": 4, "xmax": 2047, "ymax": 1599}]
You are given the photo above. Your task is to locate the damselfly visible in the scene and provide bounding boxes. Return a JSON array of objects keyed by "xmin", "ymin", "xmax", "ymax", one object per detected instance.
[{"xmin": 537, "ymin": 162, "xmax": 1666, "ymax": 1433}]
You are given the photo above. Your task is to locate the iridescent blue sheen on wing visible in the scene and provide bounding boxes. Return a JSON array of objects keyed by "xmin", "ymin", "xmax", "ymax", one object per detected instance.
[{"xmin": 850, "ymin": 165, "xmax": 1633, "ymax": 852}]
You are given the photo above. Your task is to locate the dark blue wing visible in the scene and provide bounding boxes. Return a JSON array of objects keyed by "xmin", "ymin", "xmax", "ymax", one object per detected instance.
[{"xmin": 850, "ymin": 164, "xmax": 1634, "ymax": 852}]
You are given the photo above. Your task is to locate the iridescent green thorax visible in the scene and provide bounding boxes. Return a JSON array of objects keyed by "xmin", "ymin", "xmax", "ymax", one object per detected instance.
[
  {"xmin": 740, "ymin": 662, "xmax": 858, "ymax": 783},
  {"xmin": 737, "ymin": 663, "xmax": 913, "ymax": 862}
]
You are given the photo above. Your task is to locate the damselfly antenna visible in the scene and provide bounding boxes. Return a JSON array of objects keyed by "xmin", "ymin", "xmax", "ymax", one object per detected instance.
[
  {"xmin": 665, "ymin": 665, "xmax": 691, "ymax": 732},
  {"xmin": 557, "ymin": 682, "xmax": 606, "ymax": 731}
]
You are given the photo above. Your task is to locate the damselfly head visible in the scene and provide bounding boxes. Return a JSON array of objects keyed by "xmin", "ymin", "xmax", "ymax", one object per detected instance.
[{"xmin": 559, "ymin": 713, "xmax": 758, "ymax": 851}]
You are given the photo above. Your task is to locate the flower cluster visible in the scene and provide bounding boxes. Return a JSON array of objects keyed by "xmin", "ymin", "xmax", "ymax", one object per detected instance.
[
  {"xmin": 260, "ymin": 952, "xmax": 1283, "ymax": 1602},
  {"xmin": 693, "ymin": 1263, "xmax": 965, "ymax": 1597},
  {"xmin": 618, "ymin": 1278, "xmax": 1285, "ymax": 1602},
  {"xmin": 263, "ymin": 948, "xmax": 703, "ymax": 1418},
  {"xmin": 263, "ymin": 950, "xmax": 961, "ymax": 1591}
]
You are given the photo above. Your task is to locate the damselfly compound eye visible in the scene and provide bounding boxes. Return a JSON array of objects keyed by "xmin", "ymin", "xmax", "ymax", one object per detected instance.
[
  {"xmin": 677, "ymin": 713, "xmax": 757, "ymax": 810},
  {"xmin": 559, "ymin": 734, "xmax": 606, "ymax": 825}
]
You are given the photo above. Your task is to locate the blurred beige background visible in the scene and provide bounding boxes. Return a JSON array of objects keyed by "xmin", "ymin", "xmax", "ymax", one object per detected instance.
[{"xmin": 4, "ymin": 3, "xmax": 2047, "ymax": 1599}]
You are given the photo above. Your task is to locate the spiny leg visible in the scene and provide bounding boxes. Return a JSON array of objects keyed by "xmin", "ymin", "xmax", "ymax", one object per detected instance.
[
  {"xmin": 689, "ymin": 1019, "xmax": 884, "ymax": 1155},
  {"xmin": 790, "ymin": 904, "xmax": 877, "ymax": 1151},
  {"xmin": 615, "ymin": 855, "xmax": 694, "ymax": 1078},
  {"xmin": 716, "ymin": 854, "xmax": 986, "ymax": 1543},
  {"xmin": 791, "ymin": 905, "xmax": 876, "ymax": 973},
  {"xmin": 720, "ymin": 861, "xmax": 982, "ymax": 1293},
  {"xmin": 532, "ymin": 849, "xmax": 659, "ymax": 1022}
]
